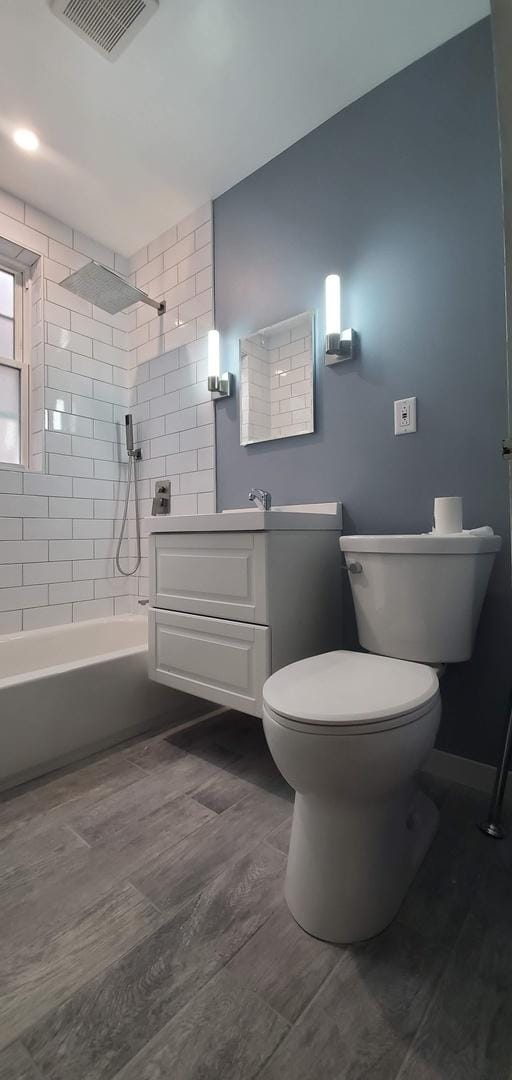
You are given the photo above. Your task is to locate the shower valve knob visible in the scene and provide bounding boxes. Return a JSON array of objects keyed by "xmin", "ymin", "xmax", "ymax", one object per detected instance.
[{"xmin": 152, "ymin": 481, "xmax": 171, "ymax": 515}]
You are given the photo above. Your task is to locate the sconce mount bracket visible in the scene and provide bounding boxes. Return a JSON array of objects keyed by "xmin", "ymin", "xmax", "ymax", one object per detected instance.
[
  {"xmin": 325, "ymin": 328, "xmax": 357, "ymax": 366},
  {"xmin": 208, "ymin": 372, "xmax": 234, "ymax": 399}
]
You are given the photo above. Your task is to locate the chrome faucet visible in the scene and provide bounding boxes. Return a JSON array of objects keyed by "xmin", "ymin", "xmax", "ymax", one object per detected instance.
[{"xmin": 248, "ymin": 488, "xmax": 272, "ymax": 511}]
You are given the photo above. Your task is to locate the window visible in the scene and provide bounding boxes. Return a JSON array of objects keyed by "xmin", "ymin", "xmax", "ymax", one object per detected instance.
[{"xmin": 0, "ymin": 265, "xmax": 26, "ymax": 465}]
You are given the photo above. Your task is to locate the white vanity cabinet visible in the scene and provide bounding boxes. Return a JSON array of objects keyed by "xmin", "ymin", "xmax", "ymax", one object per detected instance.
[{"xmin": 147, "ymin": 505, "xmax": 342, "ymax": 717}]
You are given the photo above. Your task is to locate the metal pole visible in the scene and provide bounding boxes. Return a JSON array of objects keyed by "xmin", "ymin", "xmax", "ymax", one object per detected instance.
[
  {"xmin": 480, "ymin": 689, "xmax": 512, "ymax": 838},
  {"xmin": 481, "ymin": 4, "xmax": 512, "ymax": 840}
]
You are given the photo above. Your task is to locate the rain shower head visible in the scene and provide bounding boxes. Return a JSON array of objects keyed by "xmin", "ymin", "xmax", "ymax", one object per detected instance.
[{"xmin": 59, "ymin": 261, "xmax": 166, "ymax": 316}]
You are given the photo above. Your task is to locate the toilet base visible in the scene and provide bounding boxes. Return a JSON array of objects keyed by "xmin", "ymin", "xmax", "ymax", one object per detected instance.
[{"xmin": 285, "ymin": 786, "xmax": 439, "ymax": 944}]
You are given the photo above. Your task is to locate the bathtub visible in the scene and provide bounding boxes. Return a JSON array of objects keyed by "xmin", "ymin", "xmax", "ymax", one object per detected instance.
[{"xmin": 0, "ymin": 615, "xmax": 201, "ymax": 791}]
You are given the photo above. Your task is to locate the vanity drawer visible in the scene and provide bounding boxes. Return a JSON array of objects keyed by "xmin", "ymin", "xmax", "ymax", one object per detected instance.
[
  {"xmin": 148, "ymin": 608, "xmax": 271, "ymax": 717},
  {"xmin": 150, "ymin": 532, "xmax": 268, "ymax": 623}
]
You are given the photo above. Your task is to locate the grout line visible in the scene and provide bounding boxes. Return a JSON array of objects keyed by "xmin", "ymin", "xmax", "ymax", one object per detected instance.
[
  {"xmin": 260, "ymin": 838, "xmax": 288, "ymax": 863},
  {"xmin": 123, "ymin": 759, "xmax": 153, "ymax": 775},
  {"xmin": 124, "ymin": 877, "xmax": 169, "ymax": 920},
  {"xmin": 164, "ymin": 705, "xmax": 229, "ymax": 734},
  {"xmin": 156, "ymin": 705, "xmax": 229, "ymax": 741},
  {"xmin": 64, "ymin": 823, "xmax": 91, "ymax": 849},
  {"xmin": 125, "ymin": 880, "xmax": 168, "ymax": 924},
  {"xmin": 285, "ymin": 950, "xmax": 348, "ymax": 1028},
  {"xmin": 19, "ymin": 1040, "xmax": 46, "ymax": 1080},
  {"xmin": 251, "ymin": 1010, "xmax": 294, "ymax": 1080}
]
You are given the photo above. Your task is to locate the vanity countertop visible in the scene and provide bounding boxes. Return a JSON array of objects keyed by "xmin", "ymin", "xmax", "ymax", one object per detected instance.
[{"xmin": 146, "ymin": 502, "xmax": 342, "ymax": 533}]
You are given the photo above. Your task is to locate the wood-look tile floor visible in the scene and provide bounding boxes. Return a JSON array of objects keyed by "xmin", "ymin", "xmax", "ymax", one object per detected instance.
[{"xmin": 1, "ymin": 709, "xmax": 512, "ymax": 1080}]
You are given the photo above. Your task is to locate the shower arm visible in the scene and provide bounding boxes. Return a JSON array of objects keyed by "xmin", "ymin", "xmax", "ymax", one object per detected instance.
[{"xmin": 141, "ymin": 295, "xmax": 166, "ymax": 316}]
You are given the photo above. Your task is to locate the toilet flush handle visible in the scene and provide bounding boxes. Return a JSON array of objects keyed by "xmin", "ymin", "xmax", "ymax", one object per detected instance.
[{"xmin": 342, "ymin": 561, "xmax": 363, "ymax": 574}]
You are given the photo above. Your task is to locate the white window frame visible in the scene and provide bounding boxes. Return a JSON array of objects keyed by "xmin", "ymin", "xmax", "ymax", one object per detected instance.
[{"xmin": 0, "ymin": 261, "xmax": 30, "ymax": 468}]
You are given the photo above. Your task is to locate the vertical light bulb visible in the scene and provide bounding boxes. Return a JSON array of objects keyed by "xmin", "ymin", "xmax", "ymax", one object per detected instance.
[
  {"xmin": 325, "ymin": 274, "xmax": 341, "ymax": 337},
  {"xmin": 208, "ymin": 329, "xmax": 220, "ymax": 379},
  {"xmin": 13, "ymin": 128, "xmax": 39, "ymax": 152}
]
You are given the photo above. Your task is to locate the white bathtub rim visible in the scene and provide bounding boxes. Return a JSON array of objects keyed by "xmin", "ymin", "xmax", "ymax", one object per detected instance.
[
  {"xmin": 0, "ymin": 614, "xmax": 148, "ymax": 691},
  {"xmin": 0, "ymin": 644, "xmax": 147, "ymax": 692},
  {"xmin": 0, "ymin": 613, "xmax": 145, "ymax": 649}
]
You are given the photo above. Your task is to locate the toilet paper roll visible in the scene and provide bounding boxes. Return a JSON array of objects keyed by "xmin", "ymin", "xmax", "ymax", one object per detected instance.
[{"xmin": 433, "ymin": 496, "xmax": 463, "ymax": 534}]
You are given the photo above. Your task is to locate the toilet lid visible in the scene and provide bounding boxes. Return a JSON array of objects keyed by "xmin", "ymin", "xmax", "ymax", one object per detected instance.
[{"xmin": 263, "ymin": 651, "xmax": 439, "ymax": 727}]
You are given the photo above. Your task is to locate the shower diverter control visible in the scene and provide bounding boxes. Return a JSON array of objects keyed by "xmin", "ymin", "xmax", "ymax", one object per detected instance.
[{"xmin": 152, "ymin": 481, "xmax": 171, "ymax": 515}]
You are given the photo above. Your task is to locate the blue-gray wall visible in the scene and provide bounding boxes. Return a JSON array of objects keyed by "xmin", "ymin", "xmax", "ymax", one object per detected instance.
[{"xmin": 214, "ymin": 18, "xmax": 511, "ymax": 767}]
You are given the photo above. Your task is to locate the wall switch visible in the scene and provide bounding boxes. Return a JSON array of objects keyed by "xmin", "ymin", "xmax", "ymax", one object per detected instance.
[{"xmin": 394, "ymin": 397, "xmax": 417, "ymax": 435}]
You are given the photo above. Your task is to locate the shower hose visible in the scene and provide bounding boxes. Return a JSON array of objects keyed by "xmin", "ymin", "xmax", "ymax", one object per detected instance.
[{"xmin": 115, "ymin": 453, "xmax": 142, "ymax": 577}]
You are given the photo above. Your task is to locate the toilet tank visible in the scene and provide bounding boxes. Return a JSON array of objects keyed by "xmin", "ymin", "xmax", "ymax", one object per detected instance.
[{"xmin": 339, "ymin": 534, "xmax": 501, "ymax": 664}]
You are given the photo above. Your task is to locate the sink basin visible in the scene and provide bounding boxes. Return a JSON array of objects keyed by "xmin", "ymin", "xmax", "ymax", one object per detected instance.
[{"xmin": 146, "ymin": 502, "xmax": 342, "ymax": 532}]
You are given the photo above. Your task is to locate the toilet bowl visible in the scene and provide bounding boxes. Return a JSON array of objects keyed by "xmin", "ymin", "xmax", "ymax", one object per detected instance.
[
  {"xmin": 263, "ymin": 650, "xmax": 440, "ymax": 943},
  {"xmin": 262, "ymin": 531, "xmax": 501, "ymax": 944}
]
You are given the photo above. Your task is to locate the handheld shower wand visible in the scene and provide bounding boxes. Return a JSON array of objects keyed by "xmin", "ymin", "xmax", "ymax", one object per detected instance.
[
  {"xmin": 125, "ymin": 414, "xmax": 134, "ymax": 456},
  {"xmin": 115, "ymin": 414, "xmax": 142, "ymax": 577}
]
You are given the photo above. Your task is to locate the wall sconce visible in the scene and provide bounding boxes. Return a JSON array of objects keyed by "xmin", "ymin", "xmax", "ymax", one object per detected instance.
[
  {"xmin": 207, "ymin": 329, "xmax": 233, "ymax": 398},
  {"xmin": 324, "ymin": 274, "xmax": 357, "ymax": 365}
]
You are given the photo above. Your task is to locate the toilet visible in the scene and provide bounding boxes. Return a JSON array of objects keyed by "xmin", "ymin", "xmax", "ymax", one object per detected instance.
[{"xmin": 262, "ymin": 531, "xmax": 501, "ymax": 944}]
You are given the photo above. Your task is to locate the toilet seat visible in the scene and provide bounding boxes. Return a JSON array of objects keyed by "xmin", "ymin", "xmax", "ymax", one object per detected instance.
[
  {"xmin": 264, "ymin": 696, "xmax": 440, "ymax": 736},
  {"xmin": 263, "ymin": 650, "xmax": 440, "ymax": 735}
]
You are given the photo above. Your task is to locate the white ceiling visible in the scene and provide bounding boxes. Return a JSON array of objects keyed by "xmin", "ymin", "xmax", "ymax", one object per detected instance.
[{"xmin": 0, "ymin": 0, "xmax": 490, "ymax": 256}]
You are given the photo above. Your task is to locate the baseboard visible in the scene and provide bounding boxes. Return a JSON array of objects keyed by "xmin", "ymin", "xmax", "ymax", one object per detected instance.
[{"xmin": 423, "ymin": 747, "xmax": 510, "ymax": 800}]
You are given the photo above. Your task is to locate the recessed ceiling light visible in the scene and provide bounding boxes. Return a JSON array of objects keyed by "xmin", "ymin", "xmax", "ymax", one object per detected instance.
[{"xmin": 13, "ymin": 128, "xmax": 39, "ymax": 152}]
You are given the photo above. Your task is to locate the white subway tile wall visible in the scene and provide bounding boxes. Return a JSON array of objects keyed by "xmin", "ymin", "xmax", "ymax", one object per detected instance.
[
  {"xmin": 0, "ymin": 192, "xmax": 215, "ymax": 630},
  {"xmin": 30, "ymin": 255, "xmax": 45, "ymax": 471},
  {"xmin": 126, "ymin": 202, "xmax": 215, "ymax": 601},
  {"xmin": 0, "ymin": 192, "xmax": 134, "ymax": 629}
]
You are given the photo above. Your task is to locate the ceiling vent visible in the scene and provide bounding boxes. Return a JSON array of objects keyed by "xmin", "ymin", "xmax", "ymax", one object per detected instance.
[{"xmin": 49, "ymin": 0, "xmax": 158, "ymax": 61}]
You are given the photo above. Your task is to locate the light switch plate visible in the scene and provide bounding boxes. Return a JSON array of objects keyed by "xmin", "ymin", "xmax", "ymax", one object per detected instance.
[{"xmin": 394, "ymin": 397, "xmax": 417, "ymax": 435}]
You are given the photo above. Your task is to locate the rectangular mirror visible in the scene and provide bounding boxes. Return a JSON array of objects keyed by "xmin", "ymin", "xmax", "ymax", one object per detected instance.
[{"xmin": 240, "ymin": 311, "xmax": 314, "ymax": 446}]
